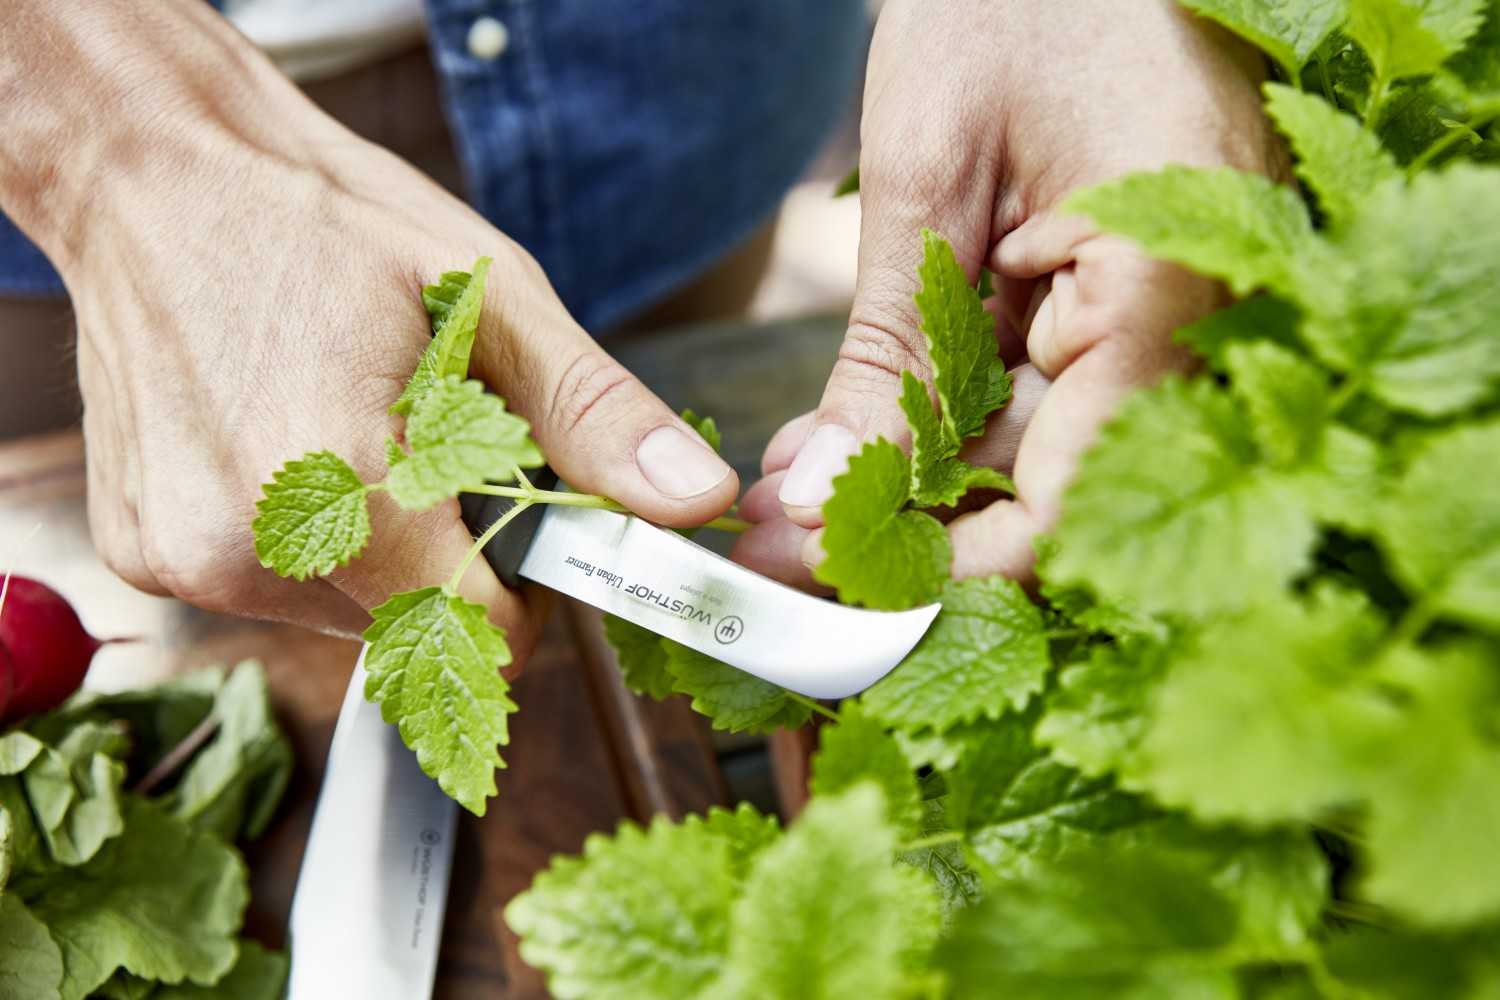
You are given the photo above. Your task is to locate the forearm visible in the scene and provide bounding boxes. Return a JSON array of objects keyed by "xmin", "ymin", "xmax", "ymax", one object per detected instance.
[{"xmin": 0, "ymin": 0, "xmax": 328, "ymax": 274}]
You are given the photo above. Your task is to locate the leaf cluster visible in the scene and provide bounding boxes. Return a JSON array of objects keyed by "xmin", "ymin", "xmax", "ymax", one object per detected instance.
[{"xmin": 0, "ymin": 662, "xmax": 290, "ymax": 1000}]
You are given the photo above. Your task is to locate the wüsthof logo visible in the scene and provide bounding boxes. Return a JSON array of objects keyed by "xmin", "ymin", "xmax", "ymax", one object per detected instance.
[{"xmin": 714, "ymin": 615, "xmax": 744, "ymax": 645}]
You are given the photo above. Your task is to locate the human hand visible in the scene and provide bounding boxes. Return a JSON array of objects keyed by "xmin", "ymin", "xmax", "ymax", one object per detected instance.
[
  {"xmin": 5, "ymin": 6, "xmax": 736, "ymax": 659},
  {"xmin": 734, "ymin": 0, "xmax": 1287, "ymax": 588}
]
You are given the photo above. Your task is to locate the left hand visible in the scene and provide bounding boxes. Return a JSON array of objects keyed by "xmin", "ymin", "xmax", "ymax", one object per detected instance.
[{"xmin": 733, "ymin": 0, "xmax": 1288, "ymax": 588}]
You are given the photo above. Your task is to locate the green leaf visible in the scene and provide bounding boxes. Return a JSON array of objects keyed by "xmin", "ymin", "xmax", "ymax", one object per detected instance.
[
  {"xmin": 505, "ymin": 814, "xmax": 738, "ymax": 1000},
  {"xmin": 1450, "ymin": 0, "xmax": 1500, "ymax": 98},
  {"xmin": 1359, "ymin": 641, "xmax": 1500, "ymax": 925},
  {"xmin": 898, "ymin": 795, "xmax": 983, "ymax": 919},
  {"xmin": 93, "ymin": 973, "xmax": 155, "ymax": 1000},
  {"xmin": 1175, "ymin": 295, "xmax": 1304, "ymax": 369},
  {"xmin": 809, "ymin": 706, "xmax": 923, "ymax": 837},
  {"xmin": 713, "ymin": 786, "xmax": 941, "ymax": 1000},
  {"xmin": 933, "ymin": 840, "xmax": 1240, "ymax": 999},
  {"xmin": 1179, "ymin": 0, "xmax": 1347, "ymax": 78},
  {"xmin": 680, "ymin": 408, "xmax": 722, "ymax": 453},
  {"xmin": 941, "ymin": 714, "xmax": 1156, "ymax": 880},
  {"xmin": 0, "ymin": 777, "xmax": 42, "ymax": 887},
  {"xmin": 0, "ymin": 894, "xmax": 64, "ymax": 1000},
  {"xmin": 151, "ymin": 942, "xmax": 289, "ymax": 1000},
  {"xmin": 861, "ymin": 577, "xmax": 1049, "ymax": 733},
  {"xmin": 602, "ymin": 615, "xmax": 674, "ymax": 699},
  {"xmin": 28, "ymin": 799, "xmax": 247, "ymax": 1000},
  {"xmin": 385, "ymin": 376, "xmax": 543, "ymax": 510},
  {"xmin": 900, "ymin": 371, "xmax": 1013, "ymax": 509},
  {"xmin": 1223, "ymin": 340, "xmax": 1331, "ymax": 466},
  {"xmin": 814, "ymin": 440, "xmax": 950, "ymax": 610},
  {"xmin": 1376, "ymin": 418, "xmax": 1500, "ymax": 631},
  {"xmin": 392, "ymin": 257, "xmax": 491, "ymax": 416},
  {"xmin": 1263, "ymin": 82, "xmax": 1400, "ymax": 227},
  {"xmin": 1046, "ymin": 378, "xmax": 1318, "ymax": 619},
  {"xmin": 834, "ymin": 166, "xmax": 860, "ymax": 197},
  {"xmin": 914, "ymin": 230, "xmax": 1012, "ymax": 443},
  {"xmin": 1036, "ymin": 639, "xmax": 1172, "ymax": 780},
  {"xmin": 662, "ymin": 641, "xmax": 810, "ymax": 734},
  {"xmin": 1323, "ymin": 925, "xmax": 1500, "ymax": 999},
  {"xmin": 695, "ymin": 803, "xmax": 782, "ymax": 881},
  {"xmin": 252, "ymin": 450, "xmax": 372, "ymax": 580},
  {"xmin": 362, "ymin": 587, "xmax": 516, "ymax": 815},
  {"xmin": 1064, "ymin": 166, "xmax": 1314, "ymax": 298},
  {"xmin": 0, "ymin": 726, "xmax": 126, "ymax": 869},
  {"xmin": 1347, "ymin": 0, "xmax": 1485, "ymax": 83},
  {"xmin": 163, "ymin": 662, "xmax": 292, "ymax": 841},
  {"xmin": 1134, "ymin": 589, "xmax": 1395, "ymax": 824},
  {"xmin": 1304, "ymin": 166, "xmax": 1500, "ymax": 416}
]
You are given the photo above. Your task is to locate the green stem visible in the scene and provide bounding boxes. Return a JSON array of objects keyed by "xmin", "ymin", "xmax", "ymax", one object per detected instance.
[
  {"xmin": 1407, "ymin": 111, "xmax": 1499, "ymax": 177},
  {"xmin": 785, "ymin": 691, "xmax": 841, "ymax": 723},
  {"xmin": 1045, "ymin": 627, "xmax": 1087, "ymax": 641},
  {"xmin": 1363, "ymin": 74, "xmax": 1392, "ymax": 133},
  {"xmin": 465, "ymin": 483, "xmax": 751, "ymax": 534},
  {"xmin": 1328, "ymin": 375, "xmax": 1365, "ymax": 416},
  {"xmin": 900, "ymin": 831, "xmax": 964, "ymax": 852},
  {"xmin": 1391, "ymin": 595, "xmax": 1438, "ymax": 647},
  {"xmin": 447, "ymin": 499, "xmax": 533, "ymax": 591}
]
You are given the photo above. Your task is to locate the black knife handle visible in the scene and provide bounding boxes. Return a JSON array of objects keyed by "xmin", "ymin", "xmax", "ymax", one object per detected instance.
[{"xmin": 458, "ymin": 467, "xmax": 559, "ymax": 588}]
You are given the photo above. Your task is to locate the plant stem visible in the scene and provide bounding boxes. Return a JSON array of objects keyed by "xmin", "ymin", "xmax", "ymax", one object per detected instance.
[
  {"xmin": 465, "ymin": 483, "xmax": 750, "ymax": 534},
  {"xmin": 900, "ymin": 831, "xmax": 963, "ymax": 852},
  {"xmin": 1328, "ymin": 376, "xmax": 1365, "ymax": 416},
  {"xmin": 135, "ymin": 712, "xmax": 221, "ymax": 796},
  {"xmin": 448, "ymin": 499, "xmax": 533, "ymax": 591},
  {"xmin": 785, "ymin": 691, "xmax": 841, "ymax": 723},
  {"xmin": 1391, "ymin": 596, "xmax": 1438, "ymax": 646}
]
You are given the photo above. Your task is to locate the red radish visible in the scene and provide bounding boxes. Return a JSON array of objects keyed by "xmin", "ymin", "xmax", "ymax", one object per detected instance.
[
  {"xmin": 0, "ymin": 574, "xmax": 114, "ymax": 722},
  {"xmin": 0, "ymin": 642, "xmax": 12, "ymax": 720}
]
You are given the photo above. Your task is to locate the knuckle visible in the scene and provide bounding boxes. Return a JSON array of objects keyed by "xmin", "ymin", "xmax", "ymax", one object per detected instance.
[
  {"xmin": 838, "ymin": 317, "xmax": 928, "ymax": 386},
  {"xmin": 547, "ymin": 352, "xmax": 637, "ymax": 437}
]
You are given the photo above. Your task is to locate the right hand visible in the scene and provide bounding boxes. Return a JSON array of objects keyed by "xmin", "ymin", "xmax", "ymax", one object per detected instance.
[{"xmin": 13, "ymin": 8, "xmax": 737, "ymax": 662}]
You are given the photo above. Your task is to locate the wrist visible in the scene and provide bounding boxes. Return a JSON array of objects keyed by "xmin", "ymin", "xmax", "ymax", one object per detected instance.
[{"xmin": 0, "ymin": 0, "xmax": 332, "ymax": 278}]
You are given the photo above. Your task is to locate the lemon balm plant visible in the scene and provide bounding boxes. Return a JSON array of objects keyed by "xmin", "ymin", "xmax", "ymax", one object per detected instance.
[{"xmin": 504, "ymin": 1, "xmax": 1500, "ymax": 996}]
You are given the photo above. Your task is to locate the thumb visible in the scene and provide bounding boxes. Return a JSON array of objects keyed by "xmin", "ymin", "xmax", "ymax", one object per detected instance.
[
  {"xmin": 472, "ymin": 288, "xmax": 737, "ymax": 528},
  {"xmin": 777, "ymin": 150, "xmax": 996, "ymax": 528}
]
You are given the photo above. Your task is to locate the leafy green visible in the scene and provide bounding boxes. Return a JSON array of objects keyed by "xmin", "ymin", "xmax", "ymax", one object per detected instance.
[
  {"xmin": 0, "ymin": 894, "xmax": 64, "ymax": 1000},
  {"xmin": 813, "ymin": 440, "xmax": 950, "ymax": 609},
  {"xmin": 1179, "ymin": 0, "xmax": 1347, "ymax": 78},
  {"xmin": 914, "ymin": 229, "xmax": 1011, "ymax": 443},
  {"xmin": 1375, "ymin": 418, "xmax": 1500, "ymax": 632},
  {"xmin": 1035, "ymin": 639, "xmax": 1172, "ymax": 779},
  {"xmin": 713, "ymin": 787, "xmax": 940, "ymax": 1000},
  {"xmin": 662, "ymin": 641, "xmax": 810, "ymax": 734},
  {"xmin": 0, "ymin": 726, "xmax": 125, "ymax": 869},
  {"xmin": 362, "ymin": 587, "xmax": 517, "ymax": 815},
  {"xmin": 809, "ymin": 706, "xmax": 923, "ymax": 837},
  {"xmin": 252, "ymin": 451, "xmax": 371, "ymax": 580},
  {"xmin": 27, "ymin": 799, "xmax": 247, "ymax": 1000},
  {"xmin": 1044, "ymin": 377, "xmax": 1319, "ymax": 619},
  {"xmin": 162, "ymin": 662, "xmax": 292, "ymax": 841},
  {"xmin": 1264, "ymin": 82, "xmax": 1400, "ymax": 227},
  {"xmin": 505, "ymin": 815, "xmax": 738, "ymax": 1000},
  {"xmin": 1346, "ymin": 0, "xmax": 1485, "ymax": 84},
  {"xmin": 900, "ymin": 372, "xmax": 1013, "ymax": 508},
  {"xmin": 150, "ymin": 942, "xmax": 289, "ymax": 1000},
  {"xmin": 1134, "ymin": 589, "xmax": 1394, "ymax": 823},
  {"xmin": 385, "ymin": 376, "xmax": 543, "ymax": 509},
  {"xmin": 602, "ymin": 614, "xmax": 674, "ymax": 699},
  {"xmin": 392, "ymin": 257, "xmax": 491, "ymax": 417},
  {"xmin": 1064, "ymin": 166, "xmax": 1313, "ymax": 297},
  {"xmin": 861, "ymin": 577, "xmax": 1049, "ymax": 733}
]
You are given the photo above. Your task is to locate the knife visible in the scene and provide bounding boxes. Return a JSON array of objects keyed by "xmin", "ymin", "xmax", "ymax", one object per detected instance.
[{"xmin": 287, "ymin": 472, "xmax": 940, "ymax": 998}]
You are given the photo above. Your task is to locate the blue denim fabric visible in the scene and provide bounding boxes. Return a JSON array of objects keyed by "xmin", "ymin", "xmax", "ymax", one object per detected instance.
[{"xmin": 0, "ymin": 1, "xmax": 866, "ymax": 332}]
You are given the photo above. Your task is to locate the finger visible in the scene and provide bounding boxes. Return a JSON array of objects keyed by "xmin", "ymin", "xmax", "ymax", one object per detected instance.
[
  {"xmin": 325, "ymin": 491, "xmax": 543, "ymax": 663},
  {"xmin": 739, "ymin": 471, "xmax": 788, "ymax": 524},
  {"xmin": 729, "ymin": 517, "xmax": 829, "ymax": 593},
  {"xmin": 777, "ymin": 75, "xmax": 1000, "ymax": 528},
  {"xmin": 469, "ymin": 254, "xmax": 737, "ymax": 529},
  {"xmin": 760, "ymin": 411, "xmax": 815, "ymax": 476},
  {"xmin": 949, "ymin": 244, "xmax": 1213, "ymax": 581}
]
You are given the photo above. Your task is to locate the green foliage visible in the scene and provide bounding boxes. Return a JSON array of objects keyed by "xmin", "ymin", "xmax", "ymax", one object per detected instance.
[
  {"xmin": 662, "ymin": 641, "xmax": 811, "ymax": 734},
  {"xmin": 1263, "ymin": 82, "xmax": 1400, "ymax": 227},
  {"xmin": 813, "ymin": 440, "xmax": 951, "ymax": 609},
  {"xmin": 393, "ymin": 257, "xmax": 491, "ymax": 416},
  {"xmin": 251, "ymin": 450, "xmax": 370, "ymax": 580},
  {"xmin": 1178, "ymin": 0, "xmax": 1347, "ymax": 79},
  {"xmin": 809, "ymin": 706, "xmax": 924, "ymax": 837},
  {"xmin": 362, "ymin": 587, "xmax": 516, "ymax": 815},
  {"xmin": 861, "ymin": 577, "xmax": 1049, "ymax": 732}
]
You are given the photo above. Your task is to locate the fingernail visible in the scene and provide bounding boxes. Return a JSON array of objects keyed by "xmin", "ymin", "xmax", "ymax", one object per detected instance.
[
  {"xmin": 801, "ymin": 528, "xmax": 826, "ymax": 571},
  {"xmin": 636, "ymin": 425, "xmax": 732, "ymax": 499},
  {"xmin": 778, "ymin": 424, "xmax": 860, "ymax": 508}
]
